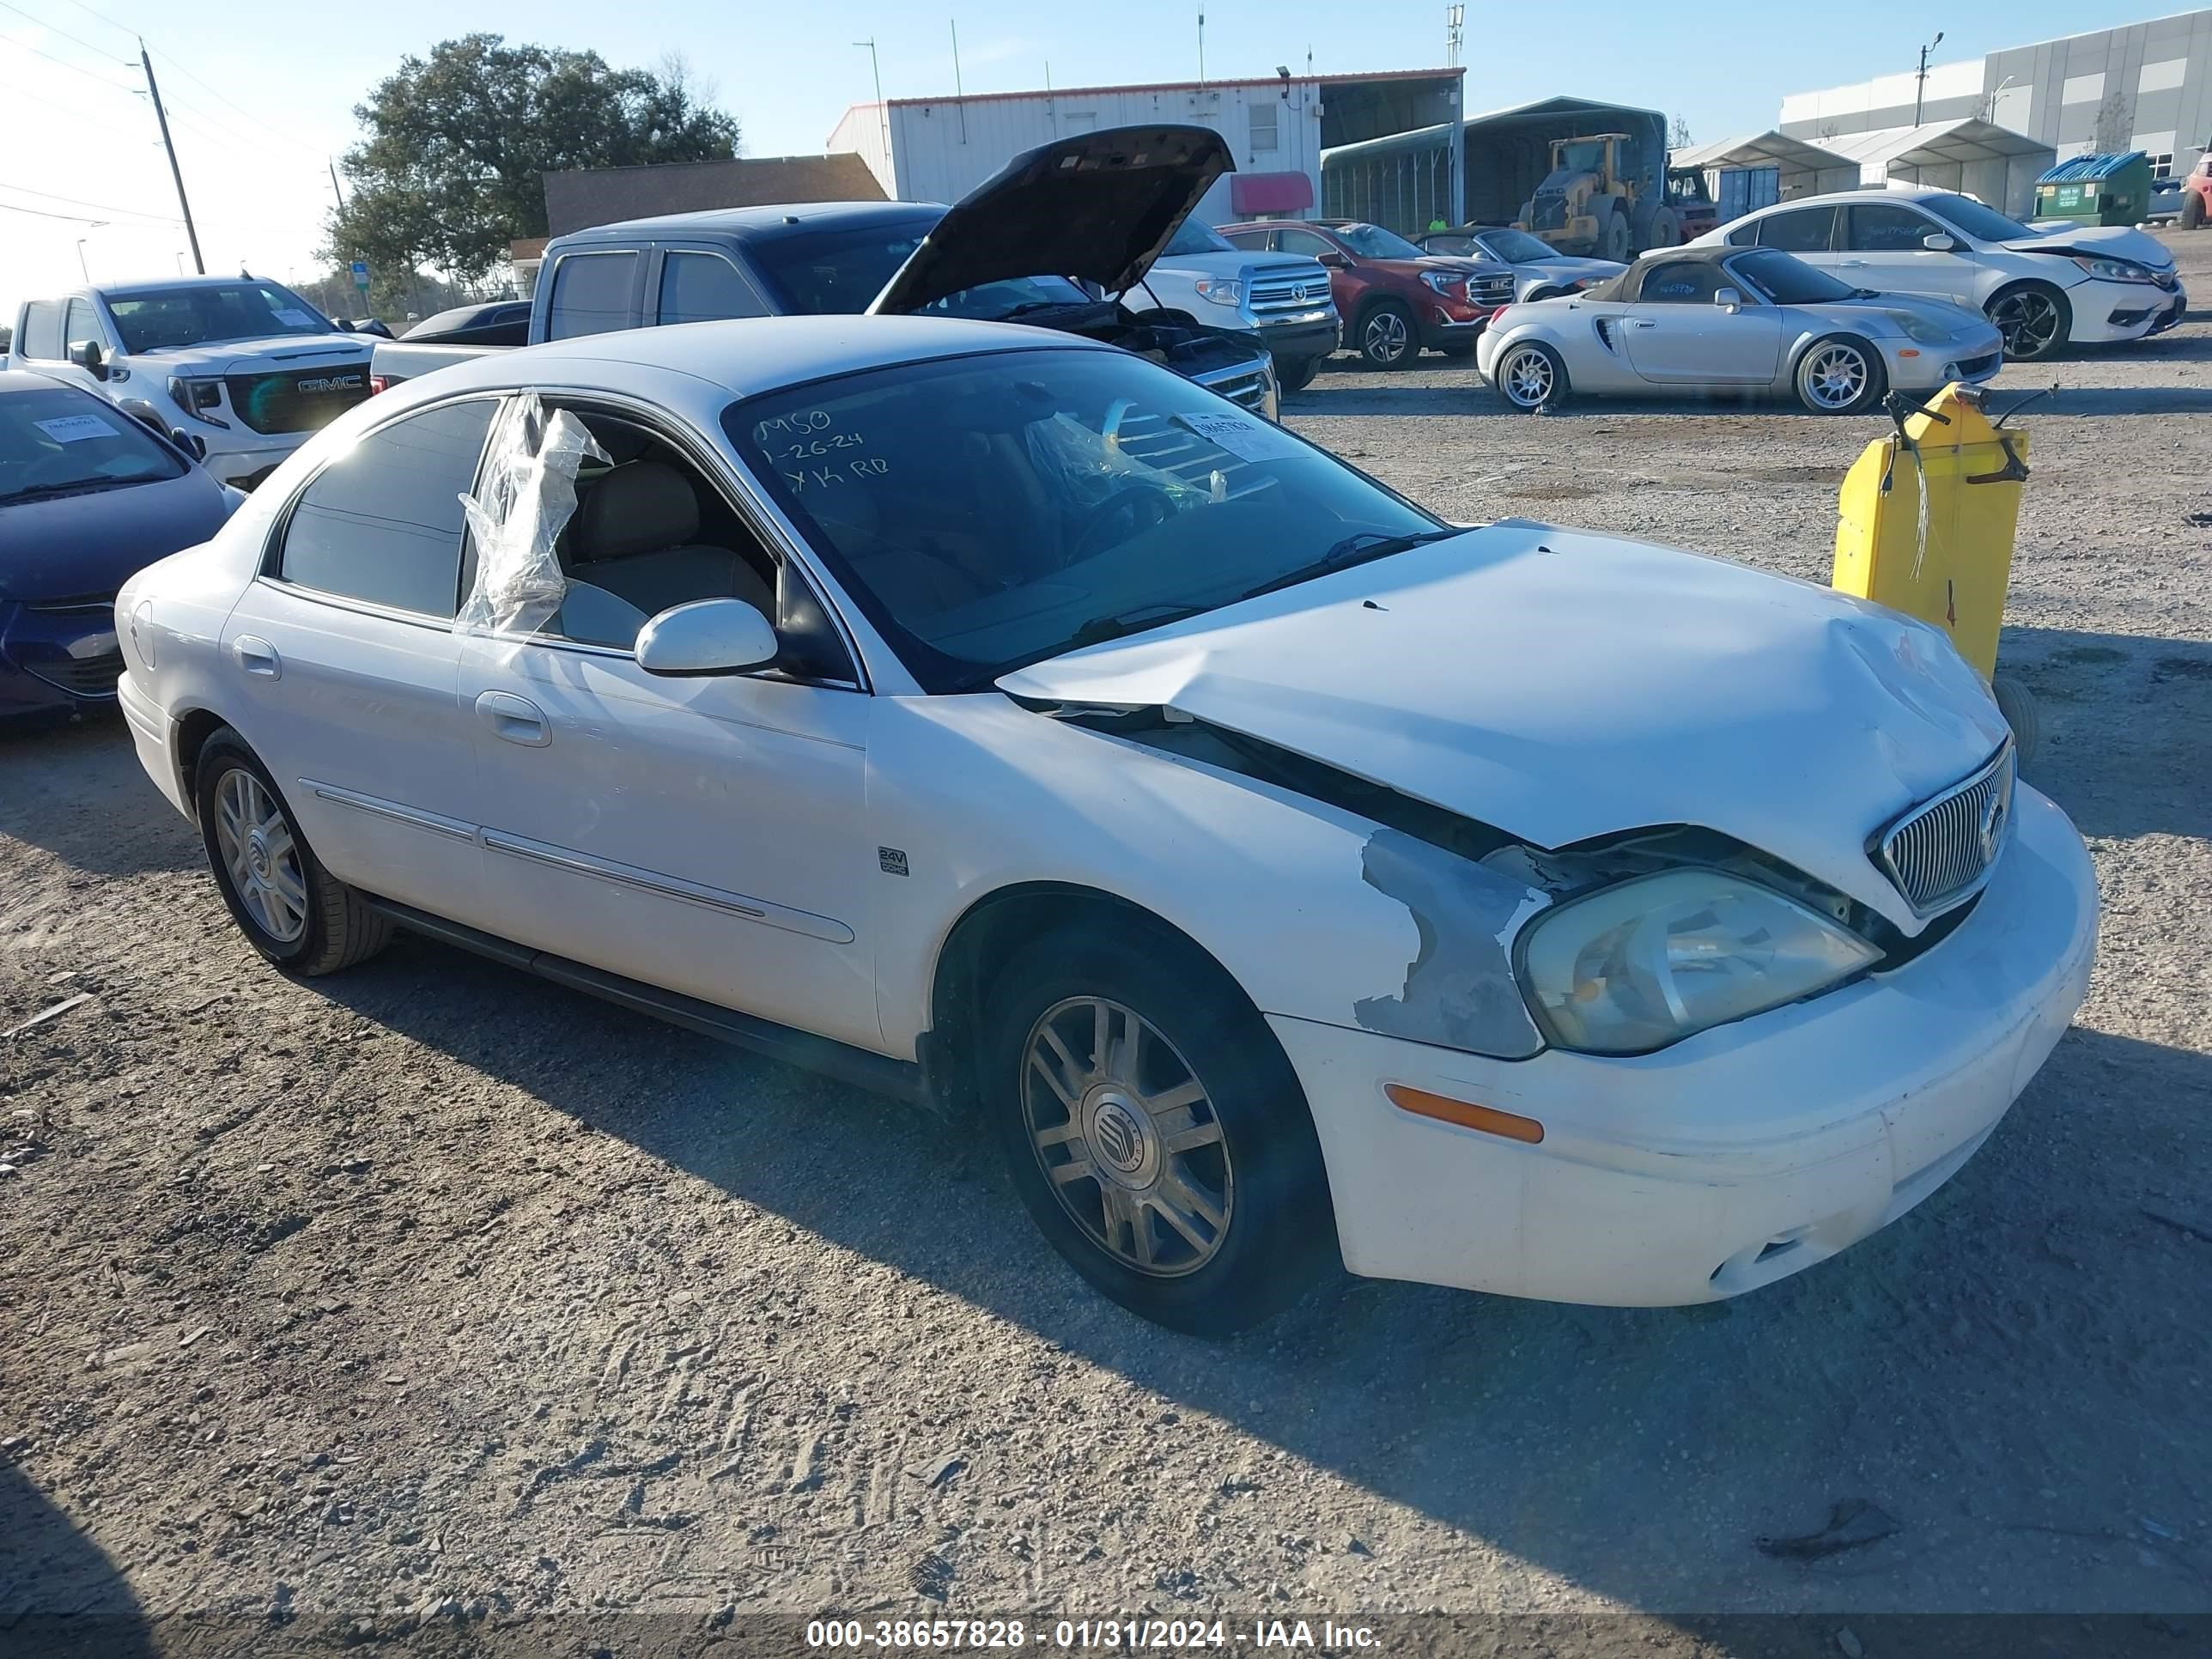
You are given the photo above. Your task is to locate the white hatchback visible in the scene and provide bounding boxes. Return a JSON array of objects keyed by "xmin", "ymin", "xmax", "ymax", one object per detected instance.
[
  {"xmin": 115, "ymin": 317, "xmax": 2098, "ymax": 1333},
  {"xmin": 1696, "ymin": 186, "xmax": 2185, "ymax": 361}
]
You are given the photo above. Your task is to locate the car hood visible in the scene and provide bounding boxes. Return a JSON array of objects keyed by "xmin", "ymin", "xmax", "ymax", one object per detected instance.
[
  {"xmin": 1534, "ymin": 255, "xmax": 1626, "ymax": 284},
  {"xmin": 1832, "ymin": 291, "xmax": 1997, "ymax": 336},
  {"xmin": 871, "ymin": 125, "xmax": 1231, "ymax": 313},
  {"xmin": 120, "ymin": 336, "xmax": 368, "ymax": 377},
  {"xmin": 0, "ymin": 465, "xmax": 234, "ymax": 602},
  {"xmin": 2001, "ymin": 223, "xmax": 2173, "ymax": 269},
  {"xmin": 998, "ymin": 522, "xmax": 2008, "ymax": 931}
]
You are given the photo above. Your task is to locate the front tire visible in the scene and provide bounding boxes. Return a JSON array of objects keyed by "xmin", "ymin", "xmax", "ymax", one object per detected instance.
[
  {"xmin": 2180, "ymin": 190, "xmax": 2205, "ymax": 231},
  {"xmin": 1793, "ymin": 334, "xmax": 1886, "ymax": 415},
  {"xmin": 195, "ymin": 730, "xmax": 392, "ymax": 975},
  {"xmin": 1277, "ymin": 356, "xmax": 1320, "ymax": 392},
  {"xmin": 1988, "ymin": 283, "xmax": 2070, "ymax": 362},
  {"xmin": 1493, "ymin": 339, "xmax": 1569, "ymax": 411},
  {"xmin": 1357, "ymin": 301, "xmax": 1417, "ymax": 368},
  {"xmin": 1601, "ymin": 210, "xmax": 1632, "ymax": 263},
  {"xmin": 981, "ymin": 923, "xmax": 1335, "ymax": 1335}
]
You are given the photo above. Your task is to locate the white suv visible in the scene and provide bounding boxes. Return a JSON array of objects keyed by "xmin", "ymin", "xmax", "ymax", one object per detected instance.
[
  {"xmin": 9, "ymin": 277, "xmax": 373, "ymax": 489},
  {"xmin": 1696, "ymin": 186, "xmax": 2185, "ymax": 361}
]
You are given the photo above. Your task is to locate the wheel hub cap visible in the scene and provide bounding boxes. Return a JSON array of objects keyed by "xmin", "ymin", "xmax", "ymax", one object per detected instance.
[{"xmin": 1021, "ymin": 996, "xmax": 1233, "ymax": 1278}]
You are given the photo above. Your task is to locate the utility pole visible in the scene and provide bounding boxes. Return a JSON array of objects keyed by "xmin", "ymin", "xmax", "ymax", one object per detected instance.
[
  {"xmin": 326, "ymin": 158, "xmax": 346, "ymax": 213},
  {"xmin": 854, "ymin": 40, "xmax": 891, "ymax": 183},
  {"xmin": 1197, "ymin": 9, "xmax": 1205, "ymax": 84},
  {"xmin": 950, "ymin": 21, "xmax": 967, "ymax": 143},
  {"xmin": 139, "ymin": 40, "xmax": 203, "ymax": 275},
  {"xmin": 1914, "ymin": 30, "xmax": 1945, "ymax": 126}
]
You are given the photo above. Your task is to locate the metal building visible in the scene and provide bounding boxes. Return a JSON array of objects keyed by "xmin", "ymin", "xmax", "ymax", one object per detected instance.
[
  {"xmin": 1669, "ymin": 132, "xmax": 1860, "ymax": 220},
  {"xmin": 1780, "ymin": 9, "xmax": 2212, "ymax": 181},
  {"xmin": 826, "ymin": 69, "xmax": 1464, "ymax": 224}
]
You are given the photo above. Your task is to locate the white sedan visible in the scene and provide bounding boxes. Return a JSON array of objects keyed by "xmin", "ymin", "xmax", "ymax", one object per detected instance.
[
  {"xmin": 1697, "ymin": 185, "xmax": 2185, "ymax": 361},
  {"xmin": 1478, "ymin": 245, "xmax": 2003, "ymax": 413},
  {"xmin": 114, "ymin": 317, "xmax": 2098, "ymax": 1334}
]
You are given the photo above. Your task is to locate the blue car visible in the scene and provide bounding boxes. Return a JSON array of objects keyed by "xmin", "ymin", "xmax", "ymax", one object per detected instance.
[{"xmin": 1, "ymin": 370, "xmax": 240, "ymax": 726}]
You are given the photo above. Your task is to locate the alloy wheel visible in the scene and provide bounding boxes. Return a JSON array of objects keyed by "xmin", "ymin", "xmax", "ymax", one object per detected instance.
[
  {"xmin": 1990, "ymin": 289, "xmax": 2062, "ymax": 358},
  {"xmin": 213, "ymin": 769, "xmax": 308, "ymax": 943},
  {"xmin": 1363, "ymin": 310, "xmax": 1410, "ymax": 364},
  {"xmin": 1021, "ymin": 996, "xmax": 1233, "ymax": 1277},
  {"xmin": 1502, "ymin": 346, "xmax": 1554, "ymax": 407},
  {"xmin": 1801, "ymin": 343, "xmax": 1869, "ymax": 410}
]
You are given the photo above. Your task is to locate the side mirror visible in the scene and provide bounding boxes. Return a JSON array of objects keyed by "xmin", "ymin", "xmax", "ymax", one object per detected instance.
[
  {"xmin": 68, "ymin": 339, "xmax": 107, "ymax": 380},
  {"xmin": 169, "ymin": 428, "xmax": 208, "ymax": 462},
  {"xmin": 635, "ymin": 598, "xmax": 778, "ymax": 677},
  {"xmin": 1714, "ymin": 287, "xmax": 1742, "ymax": 312},
  {"xmin": 117, "ymin": 398, "xmax": 167, "ymax": 436},
  {"xmin": 1316, "ymin": 250, "xmax": 1348, "ymax": 268},
  {"xmin": 1922, "ymin": 232, "xmax": 1956, "ymax": 252}
]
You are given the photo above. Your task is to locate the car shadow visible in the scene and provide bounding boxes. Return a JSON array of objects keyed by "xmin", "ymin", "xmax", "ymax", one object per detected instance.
[
  {"xmin": 0, "ymin": 717, "xmax": 201, "ymax": 878},
  {"xmin": 295, "ymin": 927, "xmax": 2212, "ymax": 1617},
  {"xmin": 0, "ymin": 1461, "xmax": 155, "ymax": 1656},
  {"xmin": 2000, "ymin": 627, "xmax": 2212, "ymax": 842}
]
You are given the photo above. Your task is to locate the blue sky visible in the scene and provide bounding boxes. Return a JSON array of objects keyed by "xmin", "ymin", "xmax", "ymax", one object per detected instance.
[{"xmin": 0, "ymin": 0, "xmax": 2175, "ymax": 315}]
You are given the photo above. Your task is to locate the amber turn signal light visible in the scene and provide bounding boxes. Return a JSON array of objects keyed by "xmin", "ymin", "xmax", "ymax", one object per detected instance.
[{"xmin": 1384, "ymin": 1084, "xmax": 1545, "ymax": 1144}]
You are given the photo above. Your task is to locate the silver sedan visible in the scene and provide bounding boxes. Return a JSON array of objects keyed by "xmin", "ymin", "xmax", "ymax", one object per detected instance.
[{"xmin": 1475, "ymin": 245, "xmax": 2005, "ymax": 415}]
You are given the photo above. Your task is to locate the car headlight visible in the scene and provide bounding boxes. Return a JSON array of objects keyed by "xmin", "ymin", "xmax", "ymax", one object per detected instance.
[
  {"xmin": 1900, "ymin": 316, "xmax": 1964, "ymax": 343},
  {"xmin": 2069, "ymin": 254, "xmax": 2154, "ymax": 283},
  {"xmin": 1192, "ymin": 277, "xmax": 1243, "ymax": 307},
  {"xmin": 167, "ymin": 376, "xmax": 226, "ymax": 418},
  {"xmin": 1421, "ymin": 270, "xmax": 1466, "ymax": 295},
  {"xmin": 1517, "ymin": 869, "xmax": 1882, "ymax": 1054}
]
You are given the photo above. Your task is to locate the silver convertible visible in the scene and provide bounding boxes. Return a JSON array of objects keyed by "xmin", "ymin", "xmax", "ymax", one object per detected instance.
[{"xmin": 1475, "ymin": 245, "xmax": 2005, "ymax": 415}]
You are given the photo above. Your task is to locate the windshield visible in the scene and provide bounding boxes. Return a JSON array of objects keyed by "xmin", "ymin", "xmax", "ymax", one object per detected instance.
[
  {"xmin": 105, "ymin": 283, "xmax": 335, "ymax": 353},
  {"xmin": 1164, "ymin": 217, "xmax": 1236, "ymax": 256},
  {"xmin": 1553, "ymin": 140, "xmax": 1612, "ymax": 174},
  {"xmin": 1334, "ymin": 222, "xmax": 1426, "ymax": 260},
  {"xmin": 1918, "ymin": 193, "xmax": 2037, "ymax": 243},
  {"xmin": 0, "ymin": 386, "xmax": 185, "ymax": 503},
  {"xmin": 724, "ymin": 349, "xmax": 1444, "ymax": 692},
  {"xmin": 1479, "ymin": 228, "xmax": 1557, "ymax": 264},
  {"xmin": 1728, "ymin": 248, "xmax": 1856, "ymax": 305},
  {"xmin": 746, "ymin": 218, "xmax": 1093, "ymax": 317}
]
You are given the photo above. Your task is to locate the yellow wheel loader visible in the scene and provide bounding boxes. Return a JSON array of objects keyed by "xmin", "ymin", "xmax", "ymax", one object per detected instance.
[{"xmin": 1514, "ymin": 134, "xmax": 1680, "ymax": 261}]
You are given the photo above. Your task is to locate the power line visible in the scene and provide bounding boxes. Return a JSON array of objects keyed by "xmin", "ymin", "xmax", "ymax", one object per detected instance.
[
  {"xmin": 0, "ymin": 176, "xmax": 179, "ymax": 221},
  {"xmin": 0, "ymin": 24, "xmax": 137, "ymax": 89},
  {"xmin": 153, "ymin": 46, "xmax": 326, "ymax": 157},
  {"xmin": 0, "ymin": 0, "xmax": 129, "ymax": 66},
  {"xmin": 0, "ymin": 66, "xmax": 125, "ymax": 131}
]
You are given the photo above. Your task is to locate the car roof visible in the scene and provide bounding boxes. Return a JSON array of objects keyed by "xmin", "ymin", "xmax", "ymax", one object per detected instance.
[
  {"xmin": 1740, "ymin": 186, "xmax": 1947, "ymax": 212},
  {"xmin": 410, "ymin": 313, "xmax": 1115, "ymax": 403},
  {"xmin": 93, "ymin": 274, "xmax": 290, "ymax": 296},
  {"xmin": 550, "ymin": 200, "xmax": 944, "ymax": 247},
  {"xmin": 0, "ymin": 367, "xmax": 91, "ymax": 394}
]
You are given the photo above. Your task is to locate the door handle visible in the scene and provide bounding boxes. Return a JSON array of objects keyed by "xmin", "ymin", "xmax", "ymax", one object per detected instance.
[
  {"xmin": 232, "ymin": 635, "xmax": 281, "ymax": 678},
  {"xmin": 1839, "ymin": 259, "xmax": 1869, "ymax": 267},
  {"xmin": 1626, "ymin": 319, "xmax": 1656, "ymax": 328},
  {"xmin": 476, "ymin": 690, "xmax": 550, "ymax": 746}
]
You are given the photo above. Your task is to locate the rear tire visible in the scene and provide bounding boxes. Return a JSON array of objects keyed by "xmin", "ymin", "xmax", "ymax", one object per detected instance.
[
  {"xmin": 1993, "ymin": 676, "xmax": 2041, "ymax": 771},
  {"xmin": 1793, "ymin": 334, "xmax": 1886, "ymax": 415},
  {"xmin": 980, "ymin": 922, "xmax": 1335, "ymax": 1335},
  {"xmin": 1357, "ymin": 301, "xmax": 1418, "ymax": 368},
  {"xmin": 195, "ymin": 730, "xmax": 392, "ymax": 976},
  {"xmin": 1493, "ymin": 340, "xmax": 1569, "ymax": 412}
]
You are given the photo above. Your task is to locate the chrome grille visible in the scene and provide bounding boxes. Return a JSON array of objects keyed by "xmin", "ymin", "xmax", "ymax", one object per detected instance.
[
  {"xmin": 1199, "ymin": 364, "xmax": 1273, "ymax": 412},
  {"xmin": 1249, "ymin": 276, "xmax": 1332, "ymax": 316},
  {"xmin": 1468, "ymin": 271, "xmax": 1516, "ymax": 305},
  {"xmin": 1872, "ymin": 744, "xmax": 2015, "ymax": 915}
]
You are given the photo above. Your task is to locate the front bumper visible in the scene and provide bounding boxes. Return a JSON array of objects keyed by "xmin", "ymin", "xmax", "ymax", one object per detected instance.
[
  {"xmin": 1251, "ymin": 313, "xmax": 1341, "ymax": 365},
  {"xmin": 1419, "ymin": 307, "xmax": 1495, "ymax": 349},
  {"xmin": 1270, "ymin": 783, "xmax": 2099, "ymax": 1307},
  {"xmin": 0, "ymin": 599, "xmax": 125, "ymax": 724},
  {"xmin": 2065, "ymin": 276, "xmax": 2183, "ymax": 344},
  {"xmin": 1887, "ymin": 337, "xmax": 2005, "ymax": 390}
]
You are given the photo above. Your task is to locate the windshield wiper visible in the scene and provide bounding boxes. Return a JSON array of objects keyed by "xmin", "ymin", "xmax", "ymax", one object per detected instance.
[
  {"xmin": 1237, "ymin": 527, "xmax": 1461, "ymax": 603},
  {"xmin": 0, "ymin": 479, "xmax": 130, "ymax": 504},
  {"xmin": 1061, "ymin": 601, "xmax": 1211, "ymax": 649}
]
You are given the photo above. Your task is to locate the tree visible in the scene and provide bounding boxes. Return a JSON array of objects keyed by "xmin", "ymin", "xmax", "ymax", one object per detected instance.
[
  {"xmin": 2091, "ymin": 88, "xmax": 2136, "ymax": 155},
  {"xmin": 325, "ymin": 36, "xmax": 739, "ymax": 283},
  {"xmin": 1669, "ymin": 113, "xmax": 1693, "ymax": 152}
]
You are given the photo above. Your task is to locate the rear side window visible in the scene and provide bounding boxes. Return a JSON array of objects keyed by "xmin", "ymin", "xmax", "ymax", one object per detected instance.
[
  {"xmin": 17, "ymin": 301, "xmax": 64, "ymax": 360},
  {"xmin": 276, "ymin": 399, "xmax": 496, "ymax": 617},
  {"xmin": 1844, "ymin": 204, "xmax": 1937, "ymax": 251},
  {"xmin": 545, "ymin": 252, "xmax": 639, "ymax": 341},
  {"xmin": 1220, "ymin": 228, "xmax": 1271, "ymax": 252},
  {"xmin": 1755, "ymin": 206, "xmax": 1836, "ymax": 252},
  {"xmin": 658, "ymin": 252, "xmax": 765, "ymax": 324}
]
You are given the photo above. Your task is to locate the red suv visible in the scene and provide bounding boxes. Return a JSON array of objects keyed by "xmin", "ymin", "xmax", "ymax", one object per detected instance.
[{"xmin": 1222, "ymin": 218, "xmax": 1515, "ymax": 368}]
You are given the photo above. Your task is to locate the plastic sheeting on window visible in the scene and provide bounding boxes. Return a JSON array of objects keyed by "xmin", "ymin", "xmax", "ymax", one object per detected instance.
[{"xmin": 455, "ymin": 392, "xmax": 608, "ymax": 649}]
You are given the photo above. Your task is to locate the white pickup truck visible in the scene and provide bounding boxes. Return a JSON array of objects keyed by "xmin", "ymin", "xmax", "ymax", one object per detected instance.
[
  {"xmin": 8, "ymin": 276, "xmax": 374, "ymax": 489},
  {"xmin": 1137, "ymin": 216, "xmax": 1340, "ymax": 391}
]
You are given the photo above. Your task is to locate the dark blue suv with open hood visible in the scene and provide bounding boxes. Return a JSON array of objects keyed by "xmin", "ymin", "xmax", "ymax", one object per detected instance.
[{"xmin": 1, "ymin": 369, "xmax": 240, "ymax": 726}]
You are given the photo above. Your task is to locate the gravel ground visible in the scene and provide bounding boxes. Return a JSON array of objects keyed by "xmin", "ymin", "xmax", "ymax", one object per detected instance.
[{"xmin": 3, "ymin": 233, "xmax": 2209, "ymax": 1655}]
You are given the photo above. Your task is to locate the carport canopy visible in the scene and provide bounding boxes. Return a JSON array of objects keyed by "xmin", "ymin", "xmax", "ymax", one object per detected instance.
[
  {"xmin": 1820, "ymin": 117, "xmax": 2052, "ymax": 173},
  {"xmin": 1671, "ymin": 131, "xmax": 1852, "ymax": 176}
]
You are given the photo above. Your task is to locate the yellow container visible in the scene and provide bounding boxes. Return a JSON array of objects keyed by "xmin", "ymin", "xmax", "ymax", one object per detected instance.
[{"xmin": 1832, "ymin": 383, "xmax": 2029, "ymax": 683}]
